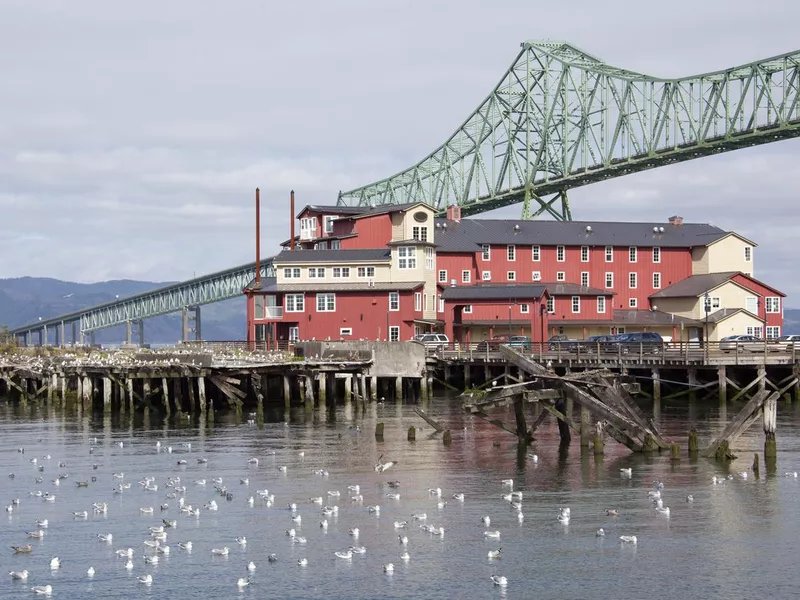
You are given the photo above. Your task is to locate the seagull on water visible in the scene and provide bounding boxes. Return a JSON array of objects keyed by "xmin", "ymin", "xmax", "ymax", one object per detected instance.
[
  {"xmin": 620, "ymin": 535, "xmax": 638, "ymax": 544},
  {"xmin": 487, "ymin": 548, "xmax": 502, "ymax": 559},
  {"xmin": 491, "ymin": 575, "xmax": 508, "ymax": 586},
  {"xmin": 237, "ymin": 577, "xmax": 250, "ymax": 587},
  {"xmin": 30, "ymin": 585, "xmax": 53, "ymax": 595},
  {"xmin": 9, "ymin": 570, "xmax": 29, "ymax": 580}
]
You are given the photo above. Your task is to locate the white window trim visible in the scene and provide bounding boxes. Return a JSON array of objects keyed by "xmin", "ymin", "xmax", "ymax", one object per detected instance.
[
  {"xmin": 546, "ymin": 297, "xmax": 555, "ymax": 314},
  {"xmin": 389, "ymin": 326, "xmax": 400, "ymax": 342},
  {"xmin": 482, "ymin": 271, "xmax": 491, "ymax": 281},
  {"xmin": 556, "ymin": 271, "xmax": 565, "ymax": 282},
  {"xmin": 532, "ymin": 271, "xmax": 541, "ymax": 281},
  {"xmin": 414, "ymin": 292, "xmax": 422, "ymax": 312},
  {"xmin": 339, "ymin": 327, "xmax": 352, "ymax": 336},
  {"xmin": 765, "ymin": 296, "xmax": 781, "ymax": 313},
  {"xmin": 629, "ymin": 246, "xmax": 638, "ymax": 263},
  {"xmin": 425, "ymin": 247, "xmax": 434, "ymax": 270},
  {"xmin": 605, "ymin": 273, "xmax": 614, "ymax": 289},
  {"xmin": 520, "ymin": 304, "xmax": 529, "ymax": 314},
  {"xmin": 605, "ymin": 246, "xmax": 613, "ymax": 263},
  {"xmin": 652, "ymin": 247, "xmax": 661, "ymax": 264},
  {"xmin": 629, "ymin": 272, "xmax": 637, "ymax": 289},
  {"xmin": 532, "ymin": 245, "xmax": 540, "ymax": 262},
  {"xmin": 571, "ymin": 296, "xmax": 580, "ymax": 314},
  {"xmin": 388, "ymin": 292, "xmax": 400, "ymax": 312},
  {"xmin": 283, "ymin": 267, "xmax": 301, "ymax": 279},
  {"xmin": 507, "ymin": 271, "xmax": 516, "ymax": 281},
  {"xmin": 629, "ymin": 298, "xmax": 638, "ymax": 308},
  {"xmin": 580, "ymin": 246, "xmax": 589, "ymax": 263},
  {"xmin": 744, "ymin": 246, "xmax": 752, "ymax": 262},
  {"xmin": 652, "ymin": 272, "xmax": 661, "ymax": 289},
  {"xmin": 556, "ymin": 245, "xmax": 565, "ymax": 262},
  {"xmin": 462, "ymin": 270, "xmax": 471, "ymax": 283},
  {"xmin": 438, "ymin": 270, "xmax": 447, "ymax": 283},
  {"xmin": 463, "ymin": 305, "xmax": 473, "ymax": 314},
  {"xmin": 597, "ymin": 296, "xmax": 606, "ymax": 314},
  {"xmin": 580, "ymin": 272, "xmax": 589, "ymax": 287},
  {"xmin": 766, "ymin": 326, "xmax": 781, "ymax": 339},
  {"xmin": 285, "ymin": 294, "xmax": 305, "ymax": 313},
  {"xmin": 507, "ymin": 245, "xmax": 516, "ymax": 261},
  {"xmin": 316, "ymin": 293, "xmax": 336, "ymax": 312},
  {"xmin": 356, "ymin": 266, "xmax": 375, "ymax": 278},
  {"xmin": 481, "ymin": 244, "xmax": 491, "ymax": 261},
  {"xmin": 332, "ymin": 267, "xmax": 350, "ymax": 279}
]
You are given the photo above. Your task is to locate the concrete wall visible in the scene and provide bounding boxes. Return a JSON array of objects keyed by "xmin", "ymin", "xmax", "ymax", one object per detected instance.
[{"xmin": 296, "ymin": 341, "xmax": 426, "ymax": 377}]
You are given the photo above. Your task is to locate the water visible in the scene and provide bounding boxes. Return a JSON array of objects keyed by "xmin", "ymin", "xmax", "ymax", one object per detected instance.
[{"xmin": 1, "ymin": 397, "xmax": 799, "ymax": 599}]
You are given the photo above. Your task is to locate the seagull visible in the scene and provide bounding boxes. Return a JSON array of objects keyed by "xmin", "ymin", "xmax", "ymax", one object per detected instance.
[
  {"xmin": 501, "ymin": 479, "xmax": 513, "ymax": 487},
  {"xmin": 97, "ymin": 534, "xmax": 113, "ymax": 543},
  {"xmin": 297, "ymin": 558, "xmax": 308, "ymax": 566},
  {"xmin": 30, "ymin": 585, "xmax": 53, "ymax": 595},
  {"xmin": 400, "ymin": 551, "xmax": 410, "ymax": 561},
  {"xmin": 491, "ymin": 575, "xmax": 508, "ymax": 586},
  {"xmin": 49, "ymin": 557, "xmax": 61, "ymax": 569},
  {"xmin": 605, "ymin": 509, "xmax": 619, "ymax": 516},
  {"xmin": 138, "ymin": 574, "xmax": 153, "ymax": 584},
  {"xmin": 237, "ymin": 577, "xmax": 250, "ymax": 587},
  {"xmin": 247, "ymin": 561, "xmax": 256, "ymax": 572},
  {"xmin": 9, "ymin": 570, "xmax": 29, "ymax": 580},
  {"xmin": 211, "ymin": 547, "xmax": 229, "ymax": 556},
  {"xmin": 87, "ymin": 566, "xmax": 95, "ymax": 577},
  {"xmin": 620, "ymin": 468, "xmax": 633, "ymax": 477},
  {"xmin": 335, "ymin": 550, "xmax": 353, "ymax": 559},
  {"xmin": 620, "ymin": 535, "xmax": 638, "ymax": 544},
  {"xmin": 482, "ymin": 516, "xmax": 491, "ymax": 526},
  {"xmin": 596, "ymin": 528, "xmax": 605, "ymax": 537},
  {"xmin": 686, "ymin": 495, "xmax": 694, "ymax": 502},
  {"xmin": 487, "ymin": 548, "xmax": 502, "ymax": 559},
  {"xmin": 383, "ymin": 563, "xmax": 394, "ymax": 573}
]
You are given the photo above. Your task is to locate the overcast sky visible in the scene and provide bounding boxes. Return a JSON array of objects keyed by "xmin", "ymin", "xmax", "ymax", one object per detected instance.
[{"xmin": 1, "ymin": 1, "xmax": 799, "ymax": 303}]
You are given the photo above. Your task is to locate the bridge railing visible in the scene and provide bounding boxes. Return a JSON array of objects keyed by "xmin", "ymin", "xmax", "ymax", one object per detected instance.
[{"xmin": 425, "ymin": 340, "xmax": 799, "ymax": 365}]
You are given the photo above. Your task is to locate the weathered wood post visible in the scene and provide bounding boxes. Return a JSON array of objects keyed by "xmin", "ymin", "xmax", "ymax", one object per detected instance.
[
  {"xmin": 463, "ymin": 364, "xmax": 470, "ymax": 387},
  {"xmin": 60, "ymin": 373, "xmax": 66, "ymax": 407},
  {"xmin": 579, "ymin": 407, "xmax": 591, "ymax": 449},
  {"xmin": 670, "ymin": 443, "xmax": 680, "ymax": 461},
  {"xmin": 593, "ymin": 422, "xmax": 605, "ymax": 455},
  {"xmin": 651, "ymin": 368, "xmax": 661, "ymax": 405},
  {"xmin": 407, "ymin": 426, "xmax": 416, "ymax": 441},
  {"xmin": 420, "ymin": 375, "xmax": 428, "ymax": 402},
  {"xmin": 303, "ymin": 375, "xmax": 314, "ymax": 410},
  {"xmin": 127, "ymin": 378, "xmax": 135, "ymax": 413},
  {"xmin": 718, "ymin": 366, "xmax": 727, "ymax": 404},
  {"xmin": 442, "ymin": 429, "xmax": 452, "ymax": 446},
  {"xmin": 752, "ymin": 453, "xmax": 760, "ymax": 478},
  {"xmin": 554, "ymin": 397, "xmax": 571, "ymax": 444},
  {"xmin": 763, "ymin": 393, "xmax": 777, "ymax": 461},
  {"xmin": 161, "ymin": 377, "xmax": 170, "ymax": 417},
  {"xmin": 317, "ymin": 373, "xmax": 327, "ymax": 410},
  {"xmin": 513, "ymin": 399, "xmax": 531, "ymax": 445},
  {"xmin": 688, "ymin": 428, "xmax": 699, "ymax": 456},
  {"xmin": 172, "ymin": 378, "xmax": 182, "ymax": 413},
  {"xmin": 757, "ymin": 366, "xmax": 767, "ymax": 392},
  {"xmin": 48, "ymin": 374, "xmax": 56, "ymax": 404},
  {"xmin": 375, "ymin": 422, "xmax": 384, "ymax": 441},
  {"xmin": 82, "ymin": 375, "xmax": 91, "ymax": 410},
  {"xmin": 103, "ymin": 376, "xmax": 112, "ymax": 413},
  {"xmin": 142, "ymin": 379, "xmax": 151, "ymax": 410},
  {"xmin": 282, "ymin": 374, "xmax": 291, "ymax": 410},
  {"xmin": 197, "ymin": 376, "xmax": 207, "ymax": 414},
  {"xmin": 370, "ymin": 375, "xmax": 378, "ymax": 403},
  {"xmin": 395, "ymin": 376, "xmax": 403, "ymax": 402},
  {"xmin": 343, "ymin": 374, "xmax": 352, "ymax": 407}
]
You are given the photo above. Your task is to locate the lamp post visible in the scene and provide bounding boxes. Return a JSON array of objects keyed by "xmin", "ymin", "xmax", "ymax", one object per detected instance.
[{"xmin": 704, "ymin": 292, "xmax": 710, "ymax": 363}]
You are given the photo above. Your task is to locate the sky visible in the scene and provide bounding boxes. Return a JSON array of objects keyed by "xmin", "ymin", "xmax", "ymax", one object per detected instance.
[{"xmin": 1, "ymin": 1, "xmax": 799, "ymax": 302}]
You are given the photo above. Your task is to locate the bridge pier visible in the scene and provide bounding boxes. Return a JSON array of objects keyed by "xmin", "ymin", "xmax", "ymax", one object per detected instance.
[{"xmin": 182, "ymin": 307, "xmax": 202, "ymax": 342}]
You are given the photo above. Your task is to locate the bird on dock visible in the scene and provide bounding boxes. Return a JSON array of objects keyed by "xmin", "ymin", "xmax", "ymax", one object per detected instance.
[
  {"xmin": 138, "ymin": 574, "xmax": 153, "ymax": 585},
  {"xmin": 686, "ymin": 495, "xmax": 694, "ymax": 502},
  {"xmin": 383, "ymin": 563, "xmax": 394, "ymax": 573}
]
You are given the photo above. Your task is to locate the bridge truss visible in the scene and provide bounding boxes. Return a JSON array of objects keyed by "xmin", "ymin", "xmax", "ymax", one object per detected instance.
[{"xmin": 337, "ymin": 41, "xmax": 800, "ymax": 219}]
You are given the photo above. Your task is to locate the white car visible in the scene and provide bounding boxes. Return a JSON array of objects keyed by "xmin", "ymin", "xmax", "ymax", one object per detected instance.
[{"xmin": 416, "ymin": 333, "xmax": 449, "ymax": 350}]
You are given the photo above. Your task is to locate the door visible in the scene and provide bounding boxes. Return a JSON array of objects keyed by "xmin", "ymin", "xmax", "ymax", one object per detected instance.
[{"xmin": 288, "ymin": 327, "xmax": 299, "ymax": 342}]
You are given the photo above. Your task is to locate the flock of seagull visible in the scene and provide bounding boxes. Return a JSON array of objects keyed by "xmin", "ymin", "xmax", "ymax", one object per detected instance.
[{"xmin": 6, "ymin": 427, "xmax": 800, "ymax": 597}]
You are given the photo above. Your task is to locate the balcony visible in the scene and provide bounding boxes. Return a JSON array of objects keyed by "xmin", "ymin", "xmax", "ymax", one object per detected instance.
[{"xmin": 264, "ymin": 306, "xmax": 284, "ymax": 319}]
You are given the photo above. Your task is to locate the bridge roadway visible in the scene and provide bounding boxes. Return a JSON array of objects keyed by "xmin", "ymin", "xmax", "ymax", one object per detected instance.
[{"xmin": 10, "ymin": 259, "xmax": 274, "ymax": 345}]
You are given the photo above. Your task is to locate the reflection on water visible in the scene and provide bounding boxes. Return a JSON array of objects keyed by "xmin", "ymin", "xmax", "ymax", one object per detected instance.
[{"xmin": 0, "ymin": 395, "xmax": 799, "ymax": 600}]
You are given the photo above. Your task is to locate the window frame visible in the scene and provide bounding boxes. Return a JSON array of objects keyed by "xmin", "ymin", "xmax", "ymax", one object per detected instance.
[
  {"xmin": 629, "ymin": 272, "xmax": 637, "ymax": 289},
  {"xmin": 571, "ymin": 296, "xmax": 580, "ymax": 314},
  {"xmin": 316, "ymin": 293, "xmax": 336, "ymax": 312},
  {"xmin": 580, "ymin": 246, "xmax": 589, "ymax": 262},
  {"xmin": 388, "ymin": 292, "xmax": 400, "ymax": 311},
  {"xmin": 285, "ymin": 294, "xmax": 305, "ymax": 313},
  {"xmin": 597, "ymin": 296, "xmax": 606, "ymax": 314},
  {"xmin": 556, "ymin": 245, "xmax": 565, "ymax": 262}
]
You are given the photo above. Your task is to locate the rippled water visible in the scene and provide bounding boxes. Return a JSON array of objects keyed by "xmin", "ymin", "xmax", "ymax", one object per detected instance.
[{"xmin": 1, "ymin": 396, "xmax": 799, "ymax": 600}]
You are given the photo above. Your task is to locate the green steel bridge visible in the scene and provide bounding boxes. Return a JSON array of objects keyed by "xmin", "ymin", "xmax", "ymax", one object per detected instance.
[
  {"xmin": 338, "ymin": 41, "xmax": 800, "ymax": 220},
  {"xmin": 10, "ymin": 41, "xmax": 800, "ymax": 343}
]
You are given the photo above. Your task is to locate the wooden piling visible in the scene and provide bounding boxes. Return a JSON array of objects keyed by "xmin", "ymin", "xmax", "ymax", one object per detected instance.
[
  {"xmin": 752, "ymin": 453, "xmax": 760, "ymax": 478},
  {"xmin": 579, "ymin": 406, "xmax": 591, "ymax": 448},
  {"xmin": 317, "ymin": 373, "xmax": 327, "ymax": 409},
  {"xmin": 718, "ymin": 366, "xmax": 727, "ymax": 404},
  {"xmin": 370, "ymin": 375, "xmax": 378, "ymax": 402},
  {"xmin": 375, "ymin": 422, "xmax": 384, "ymax": 441},
  {"xmin": 127, "ymin": 378, "xmax": 135, "ymax": 413},
  {"xmin": 359, "ymin": 374, "xmax": 367, "ymax": 406},
  {"xmin": 303, "ymin": 375, "xmax": 314, "ymax": 410},
  {"xmin": 407, "ymin": 426, "xmax": 416, "ymax": 441},
  {"xmin": 283, "ymin": 374, "xmax": 291, "ymax": 410},
  {"xmin": 651, "ymin": 368, "xmax": 661, "ymax": 403},
  {"xmin": 642, "ymin": 433, "xmax": 659, "ymax": 453},
  {"xmin": 197, "ymin": 376, "xmax": 207, "ymax": 414},
  {"xmin": 143, "ymin": 379, "xmax": 151, "ymax": 409},
  {"xmin": 763, "ymin": 393, "xmax": 777, "ymax": 458},
  {"xmin": 593, "ymin": 422, "xmax": 605, "ymax": 455},
  {"xmin": 162, "ymin": 377, "xmax": 170, "ymax": 417},
  {"xmin": 420, "ymin": 375, "xmax": 428, "ymax": 402},
  {"xmin": 343, "ymin": 374, "xmax": 352, "ymax": 406},
  {"xmin": 758, "ymin": 366, "xmax": 767, "ymax": 392},
  {"xmin": 670, "ymin": 443, "xmax": 680, "ymax": 461},
  {"xmin": 442, "ymin": 429, "xmax": 452, "ymax": 446},
  {"xmin": 395, "ymin": 376, "xmax": 403, "ymax": 402},
  {"xmin": 48, "ymin": 374, "xmax": 56, "ymax": 404},
  {"xmin": 103, "ymin": 377, "xmax": 112, "ymax": 413},
  {"xmin": 688, "ymin": 428, "xmax": 698, "ymax": 455}
]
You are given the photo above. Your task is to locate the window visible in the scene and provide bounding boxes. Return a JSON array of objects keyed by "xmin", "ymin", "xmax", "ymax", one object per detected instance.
[
  {"xmin": 424, "ymin": 294, "xmax": 429, "ymax": 312},
  {"xmin": 300, "ymin": 217, "xmax": 316, "ymax": 240},
  {"xmin": 507, "ymin": 271, "xmax": 516, "ymax": 281},
  {"xmin": 746, "ymin": 326, "xmax": 763, "ymax": 338},
  {"xmin": 546, "ymin": 297, "xmax": 555, "ymax": 313},
  {"xmin": 557, "ymin": 246, "xmax": 565, "ymax": 262},
  {"xmin": 356, "ymin": 266, "xmax": 375, "ymax": 278},
  {"xmin": 765, "ymin": 297, "xmax": 781, "ymax": 313},
  {"xmin": 746, "ymin": 297, "xmax": 758, "ymax": 314},
  {"xmin": 629, "ymin": 247, "xmax": 637, "ymax": 263},
  {"xmin": 532, "ymin": 245, "xmax": 540, "ymax": 262},
  {"xmin": 507, "ymin": 245, "xmax": 516, "ymax": 261},
  {"xmin": 316, "ymin": 293, "xmax": 335, "ymax": 312},
  {"xmin": 438, "ymin": 270, "xmax": 447, "ymax": 283},
  {"xmin": 597, "ymin": 297, "xmax": 606, "ymax": 314},
  {"xmin": 389, "ymin": 292, "xmax": 399, "ymax": 311},
  {"xmin": 703, "ymin": 296, "xmax": 721, "ymax": 311},
  {"xmin": 652, "ymin": 272, "xmax": 661, "ymax": 289},
  {"xmin": 331, "ymin": 240, "xmax": 340, "ymax": 250},
  {"xmin": 744, "ymin": 246, "xmax": 752, "ymax": 262},
  {"xmin": 581, "ymin": 246, "xmax": 589, "ymax": 262},
  {"xmin": 520, "ymin": 304, "xmax": 529, "ymax": 314},
  {"xmin": 629, "ymin": 273, "xmax": 637, "ymax": 289},
  {"xmin": 332, "ymin": 267, "xmax": 350, "ymax": 278},
  {"xmin": 652, "ymin": 247, "xmax": 661, "ymax": 263},
  {"xmin": 605, "ymin": 246, "xmax": 613, "ymax": 262},
  {"xmin": 556, "ymin": 272, "xmax": 565, "ymax": 282},
  {"xmin": 571, "ymin": 296, "xmax": 580, "ymax": 313},
  {"xmin": 463, "ymin": 305, "xmax": 473, "ymax": 314},
  {"xmin": 425, "ymin": 247, "xmax": 434, "ymax": 270},
  {"xmin": 324, "ymin": 216, "xmax": 336, "ymax": 234},
  {"xmin": 339, "ymin": 327, "xmax": 352, "ymax": 337},
  {"xmin": 397, "ymin": 247, "xmax": 417, "ymax": 269},
  {"xmin": 389, "ymin": 326, "xmax": 400, "ymax": 342},
  {"xmin": 285, "ymin": 294, "xmax": 305, "ymax": 312},
  {"xmin": 308, "ymin": 267, "xmax": 325, "ymax": 279},
  {"xmin": 412, "ymin": 226, "xmax": 428, "ymax": 242},
  {"xmin": 414, "ymin": 293, "xmax": 422, "ymax": 311},
  {"xmin": 580, "ymin": 272, "xmax": 589, "ymax": 287},
  {"xmin": 532, "ymin": 271, "xmax": 541, "ymax": 281},
  {"xmin": 315, "ymin": 241, "xmax": 327, "ymax": 250},
  {"xmin": 288, "ymin": 326, "xmax": 299, "ymax": 342},
  {"xmin": 481, "ymin": 244, "xmax": 490, "ymax": 261},
  {"xmin": 286, "ymin": 294, "xmax": 306, "ymax": 312},
  {"xmin": 605, "ymin": 273, "xmax": 613, "ymax": 289},
  {"xmin": 612, "ymin": 327, "xmax": 626, "ymax": 335},
  {"xmin": 438, "ymin": 295, "xmax": 444, "ymax": 313},
  {"xmin": 462, "ymin": 270, "xmax": 471, "ymax": 283},
  {"xmin": 482, "ymin": 271, "xmax": 491, "ymax": 281},
  {"xmin": 283, "ymin": 267, "xmax": 301, "ymax": 279},
  {"xmin": 766, "ymin": 326, "xmax": 781, "ymax": 340},
  {"xmin": 629, "ymin": 298, "xmax": 638, "ymax": 308}
]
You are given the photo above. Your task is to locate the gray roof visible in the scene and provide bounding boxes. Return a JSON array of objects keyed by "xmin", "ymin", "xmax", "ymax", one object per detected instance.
[
  {"xmin": 543, "ymin": 282, "xmax": 611, "ymax": 297},
  {"xmin": 245, "ymin": 276, "xmax": 276, "ymax": 291},
  {"xmin": 434, "ymin": 218, "xmax": 731, "ymax": 251},
  {"xmin": 273, "ymin": 249, "xmax": 391, "ymax": 264},
  {"xmin": 567, "ymin": 309, "xmax": 701, "ymax": 327},
  {"xmin": 298, "ymin": 202, "xmax": 426, "ymax": 220},
  {"xmin": 649, "ymin": 272, "xmax": 738, "ymax": 298},
  {"xmin": 274, "ymin": 282, "xmax": 424, "ymax": 293},
  {"xmin": 706, "ymin": 308, "xmax": 762, "ymax": 323},
  {"xmin": 441, "ymin": 284, "xmax": 546, "ymax": 301}
]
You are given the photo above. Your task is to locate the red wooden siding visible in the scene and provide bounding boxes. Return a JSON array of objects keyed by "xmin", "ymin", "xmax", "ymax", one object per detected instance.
[{"xmin": 731, "ymin": 274, "xmax": 785, "ymax": 330}]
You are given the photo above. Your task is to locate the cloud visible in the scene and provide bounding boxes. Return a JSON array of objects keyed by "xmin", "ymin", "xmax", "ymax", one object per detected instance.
[{"xmin": 0, "ymin": 0, "xmax": 798, "ymax": 307}]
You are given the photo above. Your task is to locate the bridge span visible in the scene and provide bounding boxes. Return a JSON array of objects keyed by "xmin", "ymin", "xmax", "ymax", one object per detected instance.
[{"xmin": 9, "ymin": 41, "xmax": 800, "ymax": 344}]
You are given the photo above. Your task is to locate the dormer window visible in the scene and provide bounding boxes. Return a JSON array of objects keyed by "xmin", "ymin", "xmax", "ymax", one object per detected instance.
[
  {"xmin": 323, "ymin": 216, "xmax": 337, "ymax": 234},
  {"xmin": 412, "ymin": 226, "xmax": 428, "ymax": 241},
  {"xmin": 300, "ymin": 217, "xmax": 316, "ymax": 240}
]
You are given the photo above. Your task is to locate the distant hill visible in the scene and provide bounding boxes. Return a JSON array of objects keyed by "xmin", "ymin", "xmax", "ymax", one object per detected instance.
[{"xmin": 0, "ymin": 277, "xmax": 245, "ymax": 344}]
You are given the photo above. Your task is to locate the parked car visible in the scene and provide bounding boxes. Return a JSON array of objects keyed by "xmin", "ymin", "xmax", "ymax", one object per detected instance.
[
  {"xmin": 605, "ymin": 332, "xmax": 664, "ymax": 355},
  {"xmin": 548, "ymin": 335, "xmax": 580, "ymax": 352},
  {"xmin": 775, "ymin": 334, "xmax": 800, "ymax": 351},
  {"xmin": 718, "ymin": 334, "xmax": 766, "ymax": 353},
  {"xmin": 475, "ymin": 335, "xmax": 509, "ymax": 351},
  {"xmin": 507, "ymin": 335, "xmax": 532, "ymax": 350},
  {"xmin": 580, "ymin": 335, "xmax": 615, "ymax": 353},
  {"xmin": 416, "ymin": 333, "xmax": 449, "ymax": 350}
]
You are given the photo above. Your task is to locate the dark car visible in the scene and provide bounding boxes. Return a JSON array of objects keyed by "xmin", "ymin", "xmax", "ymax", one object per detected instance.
[
  {"xmin": 476, "ymin": 336, "xmax": 509, "ymax": 351},
  {"xmin": 548, "ymin": 335, "xmax": 579, "ymax": 352},
  {"xmin": 606, "ymin": 332, "xmax": 664, "ymax": 355},
  {"xmin": 580, "ymin": 335, "xmax": 615, "ymax": 353}
]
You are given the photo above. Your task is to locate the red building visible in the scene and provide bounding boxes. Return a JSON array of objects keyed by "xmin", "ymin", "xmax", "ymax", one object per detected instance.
[{"xmin": 245, "ymin": 202, "xmax": 786, "ymax": 346}]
